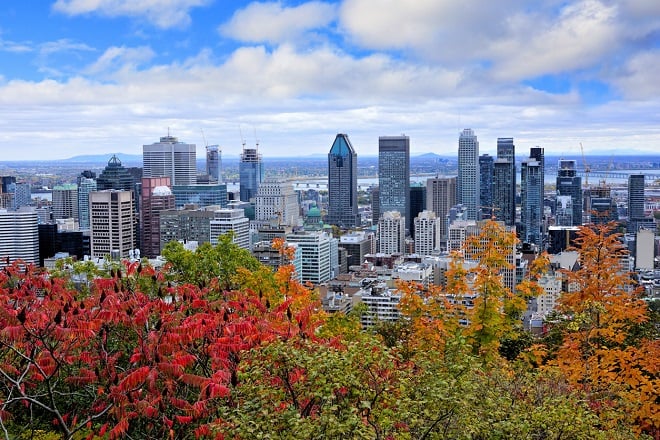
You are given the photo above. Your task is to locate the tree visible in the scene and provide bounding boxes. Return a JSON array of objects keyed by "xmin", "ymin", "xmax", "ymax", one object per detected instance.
[{"xmin": 548, "ymin": 223, "xmax": 659, "ymax": 436}]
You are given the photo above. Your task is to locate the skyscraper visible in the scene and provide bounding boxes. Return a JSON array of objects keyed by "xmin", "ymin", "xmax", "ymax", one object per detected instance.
[
  {"xmin": 479, "ymin": 154, "xmax": 494, "ymax": 220},
  {"xmin": 378, "ymin": 210, "xmax": 406, "ymax": 254},
  {"xmin": 77, "ymin": 177, "xmax": 97, "ymax": 229},
  {"xmin": 409, "ymin": 184, "xmax": 426, "ymax": 237},
  {"xmin": 52, "ymin": 184, "xmax": 78, "ymax": 221},
  {"xmin": 414, "ymin": 210, "xmax": 441, "ymax": 256},
  {"xmin": 0, "ymin": 208, "xmax": 39, "ymax": 268},
  {"xmin": 457, "ymin": 129, "xmax": 479, "ymax": 220},
  {"xmin": 378, "ymin": 135, "xmax": 410, "ymax": 224},
  {"xmin": 143, "ymin": 135, "xmax": 197, "ymax": 186},
  {"xmin": 556, "ymin": 160, "xmax": 582, "ymax": 226},
  {"xmin": 239, "ymin": 146, "xmax": 264, "ymax": 202},
  {"xmin": 327, "ymin": 134, "xmax": 360, "ymax": 228},
  {"xmin": 89, "ymin": 190, "xmax": 136, "ymax": 258},
  {"xmin": 628, "ymin": 174, "xmax": 645, "ymax": 220},
  {"xmin": 426, "ymin": 176, "xmax": 456, "ymax": 242},
  {"xmin": 140, "ymin": 177, "xmax": 175, "ymax": 258},
  {"xmin": 97, "ymin": 155, "xmax": 137, "ymax": 191},
  {"xmin": 206, "ymin": 145, "xmax": 222, "ymax": 183},
  {"xmin": 495, "ymin": 138, "xmax": 516, "ymax": 226},
  {"xmin": 520, "ymin": 156, "xmax": 542, "ymax": 245},
  {"xmin": 210, "ymin": 209, "xmax": 250, "ymax": 250},
  {"xmin": 255, "ymin": 179, "xmax": 300, "ymax": 227}
]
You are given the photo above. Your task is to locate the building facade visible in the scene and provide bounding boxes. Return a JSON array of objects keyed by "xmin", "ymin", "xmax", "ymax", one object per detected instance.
[
  {"xmin": 210, "ymin": 208, "xmax": 250, "ymax": 250},
  {"xmin": 479, "ymin": 154, "xmax": 494, "ymax": 220},
  {"xmin": 77, "ymin": 177, "xmax": 97, "ymax": 229},
  {"xmin": 52, "ymin": 184, "xmax": 78, "ymax": 221},
  {"xmin": 414, "ymin": 210, "xmax": 441, "ymax": 256},
  {"xmin": 327, "ymin": 133, "xmax": 360, "ymax": 228},
  {"xmin": 426, "ymin": 176, "xmax": 456, "ymax": 242},
  {"xmin": 285, "ymin": 230, "xmax": 334, "ymax": 284},
  {"xmin": 206, "ymin": 145, "xmax": 222, "ymax": 183},
  {"xmin": 0, "ymin": 208, "xmax": 39, "ymax": 268},
  {"xmin": 254, "ymin": 179, "xmax": 300, "ymax": 227},
  {"xmin": 495, "ymin": 138, "xmax": 516, "ymax": 226},
  {"xmin": 378, "ymin": 135, "xmax": 410, "ymax": 223},
  {"xmin": 140, "ymin": 177, "xmax": 175, "ymax": 258},
  {"xmin": 556, "ymin": 159, "xmax": 582, "ymax": 226},
  {"xmin": 378, "ymin": 210, "xmax": 406, "ymax": 254},
  {"xmin": 89, "ymin": 190, "xmax": 136, "ymax": 259},
  {"xmin": 457, "ymin": 129, "xmax": 479, "ymax": 220},
  {"xmin": 143, "ymin": 135, "xmax": 197, "ymax": 186},
  {"xmin": 520, "ymin": 155, "xmax": 542, "ymax": 245},
  {"xmin": 239, "ymin": 147, "xmax": 264, "ymax": 202}
]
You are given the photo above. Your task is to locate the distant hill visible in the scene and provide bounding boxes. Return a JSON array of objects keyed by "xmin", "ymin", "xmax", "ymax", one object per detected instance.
[{"xmin": 63, "ymin": 153, "xmax": 142, "ymax": 164}]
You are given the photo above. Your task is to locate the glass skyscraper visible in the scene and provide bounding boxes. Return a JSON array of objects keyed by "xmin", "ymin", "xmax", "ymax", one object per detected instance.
[
  {"xmin": 457, "ymin": 129, "xmax": 479, "ymax": 220},
  {"xmin": 206, "ymin": 145, "xmax": 222, "ymax": 183},
  {"xmin": 521, "ymin": 153, "xmax": 542, "ymax": 245},
  {"xmin": 628, "ymin": 174, "xmax": 645, "ymax": 220},
  {"xmin": 378, "ymin": 135, "xmax": 410, "ymax": 223},
  {"xmin": 239, "ymin": 147, "xmax": 264, "ymax": 202},
  {"xmin": 556, "ymin": 159, "xmax": 582, "ymax": 226},
  {"xmin": 478, "ymin": 154, "xmax": 494, "ymax": 220},
  {"xmin": 327, "ymin": 134, "xmax": 360, "ymax": 228},
  {"xmin": 495, "ymin": 138, "xmax": 516, "ymax": 226}
]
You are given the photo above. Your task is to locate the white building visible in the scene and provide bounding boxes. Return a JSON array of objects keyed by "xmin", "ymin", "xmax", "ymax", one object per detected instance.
[
  {"xmin": 378, "ymin": 210, "xmax": 405, "ymax": 254},
  {"xmin": 89, "ymin": 190, "xmax": 136, "ymax": 259},
  {"xmin": 143, "ymin": 135, "xmax": 197, "ymax": 186},
  {"xmin": 636, "ymin": 228, "xmax": 655, "ymax": 271},
  {"xmin": 285, "ymin": 230, "xmax": 334, "ymax": 284},
  {"xmin": 0, "ymin": 208, "xmax": 39, "ymax": 268},
  {"xmin": 457, "ymin": 129, "xmax": 479, "ymax": 220},
  {"xmin": 254, "ymin": 179, "xmax": 300, "ymax": 227},
  {"xmin": 414, "ymin": 210, "xmax": 441, "ymax": 256},
  {"xmin": 353, "ymin": 282, "xmax": 401, "ymax": 328},
  {"xmin": 210, "ymin": 208, "xmax": 250, "ymax": 250}
]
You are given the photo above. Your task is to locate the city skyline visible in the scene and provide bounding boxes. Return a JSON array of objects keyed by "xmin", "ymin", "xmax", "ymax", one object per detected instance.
[{"xmin": 1, "ymin": 1, "xmax": 659, "ymax": 160}]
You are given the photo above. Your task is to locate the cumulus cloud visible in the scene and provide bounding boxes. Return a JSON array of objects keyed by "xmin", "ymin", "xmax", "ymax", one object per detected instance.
[
  {"xmin": 219, "ymin": 1, "xmax": 337, "ymax": 45},
  {"xmin": 610, "ymin": 49, "xmax": 660, "ymax": 99},
  {"xmin": 52, "ymin": 0, "xmax": 210, "ymax": 28}
]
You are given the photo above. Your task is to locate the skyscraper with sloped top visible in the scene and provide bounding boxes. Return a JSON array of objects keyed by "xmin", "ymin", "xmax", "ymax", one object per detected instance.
[{"xmin": 327, "ymin": 134, "xmax": 360, "ymax": 228}]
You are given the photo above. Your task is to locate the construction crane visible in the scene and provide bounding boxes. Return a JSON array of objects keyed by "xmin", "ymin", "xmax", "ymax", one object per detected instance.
[{"xmin": 580, "ymin": 142, "xmax": 591, "ymax": 187}]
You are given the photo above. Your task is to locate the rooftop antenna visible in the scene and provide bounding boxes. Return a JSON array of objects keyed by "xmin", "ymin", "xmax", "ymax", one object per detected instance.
[{"xmin": 253, "ymin": 127, "xmax": 259, "ymax": 150}]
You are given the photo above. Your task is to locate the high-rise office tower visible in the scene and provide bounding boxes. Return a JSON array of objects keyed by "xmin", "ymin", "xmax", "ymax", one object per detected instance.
[
  {"xmin": 255, "ymin": 179, "xmax": 300, "ymax": 227},
  {"xmin": 327, "ymin": 133, "xmax": 360, "ymax": 228},
  {"xmin": 457, "ymin": 129, "xmax": 479, "ymax": 220},
  {"xmin": 409, "ymin": 184, "xmax": 426, "ymax": 236},
  {"xmin": 414, "ymin": 210, "xmax": 441, "ymax": 256},
  {"xmin": 520, "ymin": 156, "xmax": 542, "ymax": 245},
  {"xmin": 77, "ymin": 177, "xmax": 97, "ymax": 229},
  {"xmin": 628, "ymin": 174, "xmax": 645, "ymax": 220},
  {"xmin": 426, "ymin": 176, "xmax": 456, "ymax": 242},
  {"xmin": 495, "ymin": 138, "xmax": 516, "ymax": 226},
  {"xmin": 143, "ymin": 135, "xmax": 197, "ymax": 186},
  {"xmin": 530, "ymin": 147, "xmax": 545, "ymax": 202},
  {"xmin": 378, "ymin": 210, "xmax": 406, "ymax": 254},
  {"xmin": 285, "ymin": 230, "xmax": 334, "ymax": 284},
  {"xmin": 140, "ymin": 177, "xmax": 175, "ymax": 258},
  {"xmin": 206, "ymin": 145, "xmax": 222, "ymax": 183},
  {"xmin": 378, "ymin": 135, "xmax": 410, "ymax": 224},
  {"xmin": 239, "ymin": 146, "xmax": 264, "ymax": 202},
  {"xmin": 0, "ymin": 208, "xmax": 39, "ymax": 268},
  {"xmin": 97, "ymin": 156, "xmax": 136, "ymax": 191},
  {"xmin": 52, "ymin": 184, "xmax": 79, "ymax": 221},
  {"xmin": 14, "ymin": 182, "xmax": 31, "ymax": 210},
  {"xmin": 210, "ymin": 208, "xmax": 250, "ymax": 250},
  {"xmin": 556, "ymin": 160, "xmax": 582, "ymax": 226},
  {"xmin": 89, "ymin": 190, "xmax": 136, "ymax": 258},
  {"xmin": 555, "ymin": 196, "xmax": 574, "ymax": 227},
  {"xmin": 479, "ymin": 154, "xmax": 494, "ymax": 220}
]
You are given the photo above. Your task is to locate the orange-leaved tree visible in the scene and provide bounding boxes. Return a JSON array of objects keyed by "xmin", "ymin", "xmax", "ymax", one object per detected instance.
[{"xmin": 550, "ymin": 222, "xmax": 658, "ymax": 436}]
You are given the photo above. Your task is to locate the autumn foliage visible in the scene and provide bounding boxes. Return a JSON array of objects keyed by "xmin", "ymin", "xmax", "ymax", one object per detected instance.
[{"xmin": 0, "ymin": 226, "xmax": 656, "ymax": 439}]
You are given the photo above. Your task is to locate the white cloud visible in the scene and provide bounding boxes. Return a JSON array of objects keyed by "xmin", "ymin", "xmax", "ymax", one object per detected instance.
[
  {"xmin": 487, "ymin": 0, "xmax": 619, "ymax": 80},
  {"xmin": 39, "ymin": 38, "xmax": 95, "ymax": 55},
  {"xmin": 610, "ymin": 49, "xmax": 660, "ymax": 99},
  {"xmin": 0, "ymin": 39, "xmax": 33, "ymax": 53},
  {"xmin": 52, "ymin": 0, "xmax": 210, "ymax": 28},
  {"xmin": 219, "ymin": 1, "xmax": 337, "ymax": 44},
  {"xmin": 85, "ymin": 46, "xmax": 155, "ymax": 75}
]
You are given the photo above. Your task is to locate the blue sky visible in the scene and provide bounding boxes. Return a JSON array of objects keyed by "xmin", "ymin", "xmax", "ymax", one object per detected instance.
[{"xmin": 0, "ymin": 0, "xmax": 659, "ymax": 160}]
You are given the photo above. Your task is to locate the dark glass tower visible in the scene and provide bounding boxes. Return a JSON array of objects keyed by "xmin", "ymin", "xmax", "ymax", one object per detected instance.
[
  {"xmin": 628, "ymin": 174, "xmax": 645, "ymax": 220},
  {"xmin": 495, "ymin": 138, "xmax": 516, "ymax": 226},
  {"xmin": 239, "ymin": 147, "xmax": 264, "ymax": 202},
  {"xmin": 521, "ymin": 154, "xmax": 542, "ymax": 244},
  {"xmin": 556, "ymin": 159, "xmax": 582, "ymax": 226},
  {"xmin": 97, "ymin": 155, "xmax": 137, "ymax": 191},
  {"xmin": 206, "ymin": 145, "xmax": 222, "ymax": 183},
  {"xmin": 327, "ymin": 134, "xmax": 360, "ymax": 228},
  {"xmin": 409, "ymin": 184, "xmax": 426, "ymax": 237},
  {"xmin": 479, "ymin": 154, "xmax": 494, "ymax": 219},
  {"xmin": 378, "ymin": 136, "xmax": 410, "ymax": 224}
]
